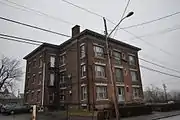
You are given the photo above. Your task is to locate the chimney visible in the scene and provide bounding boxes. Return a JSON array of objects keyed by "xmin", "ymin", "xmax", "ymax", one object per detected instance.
[{"xmin": 72, "ymin": 25, "xmax": 80, "ymax": 37}]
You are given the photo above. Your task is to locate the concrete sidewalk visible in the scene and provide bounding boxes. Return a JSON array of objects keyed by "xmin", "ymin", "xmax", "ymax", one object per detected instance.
[{"xmin": 121, "ymin": 110, "xmax": 180, "ymax": 120}]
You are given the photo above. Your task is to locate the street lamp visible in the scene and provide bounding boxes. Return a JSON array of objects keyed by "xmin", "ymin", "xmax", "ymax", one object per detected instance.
[
  {"xmin": 107, "ymin": 11, "xmax": 134, "ymax": 37},
  {"xmin": 103, "ymin": 11, "xmax": 134, "ymax": 120}
]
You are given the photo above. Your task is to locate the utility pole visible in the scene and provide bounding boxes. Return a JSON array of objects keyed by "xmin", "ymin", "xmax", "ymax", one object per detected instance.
[
  {"xmin": 103, "ymin": 18, "xmax": 120, "ymax": 120},
  {"xmin": 163, "ymin": 83, "xmax": 167, "ymax": 102},
  {"xmin": 103, "ymin": 11, "xmax": 134, "ymax": 120}
]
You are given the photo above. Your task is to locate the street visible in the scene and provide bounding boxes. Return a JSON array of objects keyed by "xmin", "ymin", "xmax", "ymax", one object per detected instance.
[
  {"xmin": 0, "ymin": 113, "xmax": 31, "ymax": 120},
  {"xmin": 160, "ymin": 115, "xmax": 180, "ymax": 120}
]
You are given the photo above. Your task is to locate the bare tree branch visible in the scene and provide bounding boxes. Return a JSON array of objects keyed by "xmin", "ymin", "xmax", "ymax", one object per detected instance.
[{"xmin": 0, "ymin": 56, "xmax": 22, "ymax": 91}]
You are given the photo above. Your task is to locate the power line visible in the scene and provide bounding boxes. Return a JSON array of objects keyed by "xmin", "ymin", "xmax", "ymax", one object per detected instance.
[
  {"xmin": 140, "ymin": 65, "xmax": 180, "ymax": 79},
  {"xmin": 128, "ymin": 25, "xmax": 180, "ymax": 40},
  {"xmin": 113, "ymin": 0, "xmax": 131, "ymax": 37},
  {"xmin": 0, "ymin": 33, "xmax": 44, "ymax": 44},
  {"xmin": 61, "ymin": 0, "xmax": 176, "ymax": 58},
  {"xmin": 1, "ymin": 0, "xmax": 74, "ymax": 26},
  {"xmin": 0, "ymin": 16, "xmax": 71, "ymax": 37},
  {"xmin": 1, "ymin": 32, "xmax": 180, "ymax": 79},
  {"xmin": 0, "ymin": 36, "xmax": 40, "ymax": 45},
  {"xmin": 139, "ymin": 57, "xmax": 180, "ymax": 74},
  {"xmin": 122, "ymin": 29, "xmax": 175, "ymax": 57},
  {"xmin": 121, "ymin": 11, "xmax": 180, "ymax": 29}
]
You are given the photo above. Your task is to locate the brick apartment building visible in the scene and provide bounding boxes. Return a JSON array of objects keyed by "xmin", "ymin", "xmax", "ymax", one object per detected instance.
[{"xmin": 23, "ymin": 25, "xmax": 143, "ymax": 110}]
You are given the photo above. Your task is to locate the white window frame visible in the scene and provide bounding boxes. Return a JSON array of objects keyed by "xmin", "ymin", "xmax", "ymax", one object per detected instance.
[
  {"xmin": 60, "ymin": 55, "xmax": 65, "ymax": 66},
  {"xmin": 49, "ymin": 73, "xmax": 55, "ymax": 86},
  {"xmin": 60, "ymin": 75, "xmax": 65, "ymax": 84},
  {"xmin": 96, "ymin": 86, "xmax": 108, "ymax": 100},
  {"xmin": 93, "ymin": 46, "xmax": 104, "ymax": 58},
  {"xmin": 80, "ymin": 44, "xmax": 85, "ymax": 58},
  {"xmin": 50, "ymin": 56, "xmax": 55, "ymax": 68},
  {"xmin": 115, "ymin": 68, "xmax": 123, "ymax": 82},
  {"xmin": 95, "ymin": 65, "xmax": 106, "ymax": 78},
  {"xmin": 130, "ymin": 70, "xmax": 138, "ymax": 82},
  {"xmin": 129, "ymin": 55, "xmax": 136, "ymax": 66},
  {"xmin": 132, "ymin": 88, "xmax": 140, "ymax": 98},
  {"xmin": 81, "ymin": 64, "xmax": 86, "ymax": 78},
  {"xmin": 114, "ymin": 51, "xmax": 121, "ymax": 65},
  {"xmin": 81, "ymin": 86, "xmax": 87, "ymax": 100}
]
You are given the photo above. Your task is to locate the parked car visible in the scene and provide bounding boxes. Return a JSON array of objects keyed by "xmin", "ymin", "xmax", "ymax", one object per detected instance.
[{"xmin": 1, "ymin": 104, "xmax": 32, "ymax": 115}]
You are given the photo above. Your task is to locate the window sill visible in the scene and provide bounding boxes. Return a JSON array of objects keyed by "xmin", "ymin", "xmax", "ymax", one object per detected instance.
[
  {"xmin": 80, "ymin": 56, "xmax": 85, "ymax": 59},
  {"xmin": 96, "ymin": 99, "xmax": 109, "ymax": 101},
  {"xmin": 94, "ymin": 56, "xmax": 105, "ymax": 59},
  {"xmin": 95, "ymin": 76, "xmax": 107, "ymax": 79},
  {"xmin": 81, "ymin": 76, "xmax": 86, "ymax": 79},
  {"xmin": 59, "ymin": 64, "xmax": 66, "ymax": 67},
  {"xmin": 81, "ymin": 99, "xmax": 87, "ymax": 101}
]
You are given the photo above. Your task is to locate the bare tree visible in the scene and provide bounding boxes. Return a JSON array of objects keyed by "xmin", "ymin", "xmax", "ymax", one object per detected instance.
[{"xmin": 0, "ymin": 56, "xmax": 23, "ymax": 91}]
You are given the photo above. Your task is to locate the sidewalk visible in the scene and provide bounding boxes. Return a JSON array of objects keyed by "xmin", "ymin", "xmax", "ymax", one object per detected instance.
[{"xmin": 121, "ymin": 110, "xmax": 180, "ymax": 120}]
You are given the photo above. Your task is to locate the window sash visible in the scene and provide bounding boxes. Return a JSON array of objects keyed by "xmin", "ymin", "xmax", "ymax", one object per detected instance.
[
  {"xmin": 80, "ymin": 45, "xmax": 85, "ymax": 58},
  {"xmin": 81, "ymin": 86, "xmax": 87, "ymax": 100},
  {"xmin": 95, "ymin": 65, "xmax": 105, "ymax": 77},
  {"xmin": 81, "ymin": 65, "xmax": 86, "ymax": 77},
  {"xmin": 131, "ymin": 71, "xmax": 138, "ymax": 81},
  {"xmin": 114, "ymin": 52, "xmax": 121, "ymax": 65},
  {"xmin": 50, "ymin": 73, "xmax": 55, "ymax": 86},
  {"xmin": 115, "ymin": 68, "xmax": 123, "ymax": 81},
  {"xmin": 50, "ymin": 56, "xmax": 55, "ymax": 67},
  {"xmin": 94, "ymin": 46, "xmax": 104, "ymax": 57},
  {"xmin": 96, "ymin": 86, "xmax": 107, "ymax": 100},
  {"xmin": 129, "ymin": 55, "xmax": 136, "ymax": 65},
  {"xmin": 60, "ymin": 55, "xmax": 65, "ymax": 65}
]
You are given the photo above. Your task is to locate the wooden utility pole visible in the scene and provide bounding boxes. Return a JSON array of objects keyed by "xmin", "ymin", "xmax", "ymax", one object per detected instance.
[
  {"xmin": 163, "ymin": 83, "xmax": 167, "ymax": 102},
  {"xmin": 103, "ymin": 17, "xmax": 120, "ymax": 120}
]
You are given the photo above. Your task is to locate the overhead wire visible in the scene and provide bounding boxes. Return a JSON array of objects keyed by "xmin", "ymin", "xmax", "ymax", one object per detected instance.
[
  {"xmin": 0, "ymin": 36, "xmax": 40, "ymax": 45},
  {"xmin": 0, "ymin": 16, "xmax": 71, "ymax": 37},
  {"xmin": 1, "ymin": 33, "xmax": 180, "ymax": 79},
  {"xmin": 0, "ymin": 0, "xmax": 74, "ymax": 26},
  {"xmin": 113, "ymin": 0, "xmax": 131, "ymax": 38},
  {"xmin": 0, "ymin": 33, "xmax": 44, "ymax": 44},
  {"xmin": 140, "ymin": 65, "xmax": 180, "ymax": 79},
  {"xmin": 61, "ymin": 0, "xmax": 177, "ymax": 58}
]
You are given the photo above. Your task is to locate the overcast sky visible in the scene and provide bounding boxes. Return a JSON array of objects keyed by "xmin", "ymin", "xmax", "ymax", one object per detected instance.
[{"xmin": 0, "ymin": 0, "xmax": 180, "ymax": 93}]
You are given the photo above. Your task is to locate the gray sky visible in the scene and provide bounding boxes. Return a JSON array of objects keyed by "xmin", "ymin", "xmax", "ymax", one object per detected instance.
[{"xmin": 0, "ymin": 0, "xmax": 180, "ymax": 93}]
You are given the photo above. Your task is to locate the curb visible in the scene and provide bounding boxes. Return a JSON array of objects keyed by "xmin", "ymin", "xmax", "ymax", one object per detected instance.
[{"xmin": 152, "ymin": 113, "xmax": 180, "ymax": 120}]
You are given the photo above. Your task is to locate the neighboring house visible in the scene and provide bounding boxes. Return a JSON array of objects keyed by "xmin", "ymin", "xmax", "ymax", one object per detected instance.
[
  {"xmin": 0, "ymin": 89, "xmax": 23, "ymax": 105},
  {"xmin": 23, "ymin": 25, "xmax": 143, "ymax": 110}
]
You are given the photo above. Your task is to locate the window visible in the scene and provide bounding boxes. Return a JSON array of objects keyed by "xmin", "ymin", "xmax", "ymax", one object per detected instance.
[
  {"xmin": 39, "ymin": 58, "xmax": 43, "ymax": 67},
  {"xmin": 115, "ymin": 68, "xmax": 123, "ymax": 82},
  {"xmin": 38, "ymin": 73, "xmax": 42, "ymax": 85},
  {"xmin": 60, "ymin": 55, "xmax": 65, "ymax": 65},
  {"xmin": 31, "ymin": 91, "xmax": 34, "ymax": 101},
  {"xmin": 96, "ymin": 86, "xmax": 107, "ymax": 100},
  {"xmin": 95, "ymin": 65, "xmax": 105, "ymax": 77},
  {"xmin": 130, "ymin": 71, "xmax": 138, "ymax": 81},
  {"xmin": 133, "ymin": 88, "xmax": 140, "ymax": 97},
  {"xmin": 49, "ymin": 93, "xmax": 54, "ymax": 103},
  {"xmin": 80, "ymin": 45, "xmax": 85, "ymax": 58},
  {"xmin": 32, "ymin": 74, "xmax": 36, "ymax": 83},
  {"xmin": 49, "ymin": 73, "xmax": 55, "ymax": 86},
  {"xmin": 81, "ymin": 86, "xmax": 87, "ymax": 100},
  {"xmin": 129, "ymin": 55, "xmax": 136, "ymax": 66},
  {"xmin": 37, "ymin": 91, "xmax": 41, "ymax": 102},
  {"xmin": 60, "ymin": 73, "xmax": 65, "ymax": 84},
  {"xmin": 81, "ymin": 65, "xmax": 86, "ymax": 77},
  {"xmin": 114, "ymin": 51, "xmax": 121, "ymax": 65},
  {"xmin": 117, "ymin": 87, "xmax": 124, "ymax": 96},
  {"xmin": 50, "ymin": 56, "xmax": 55, "ymax": 67},
  {"xmin": 94, "ymin": 46, "xmax": 104, "ymax": 58},
  {"xmin": 60, "ymin": 95, "xmax": 65, "ymax": 101},
  {"xmin": 33, "ymin": 60, "xmax": 36, "ymax": 67}
]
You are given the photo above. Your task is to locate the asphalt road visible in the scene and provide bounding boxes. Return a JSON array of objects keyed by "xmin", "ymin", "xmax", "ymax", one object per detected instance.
[
  {"xmin": 160, "ymin": 115, "xmax": 180, "ymax": 120},
  {"xmin": 0, "ymin": 113, "xmax": 31, "ymax": 120}
]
